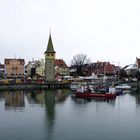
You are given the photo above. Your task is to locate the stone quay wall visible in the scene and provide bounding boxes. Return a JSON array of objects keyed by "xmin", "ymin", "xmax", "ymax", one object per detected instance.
[{"xmin": 0, "ymin": 82, "xmax": 70, "ymax": 90}]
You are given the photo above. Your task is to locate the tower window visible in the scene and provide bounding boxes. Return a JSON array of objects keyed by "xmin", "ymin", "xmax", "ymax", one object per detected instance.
[{"xmin": 51, "ymin": 53, "xmax": 54, "ymax": 56}]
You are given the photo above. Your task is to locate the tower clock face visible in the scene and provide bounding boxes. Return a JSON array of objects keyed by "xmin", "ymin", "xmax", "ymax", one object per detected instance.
[
  {"xmin": 46, "ymin": 61, "xmax": 53, "ymax": 66},
  {"xmin": 45, "ymin": 53, "xmax": 55, "ymax": 60}
]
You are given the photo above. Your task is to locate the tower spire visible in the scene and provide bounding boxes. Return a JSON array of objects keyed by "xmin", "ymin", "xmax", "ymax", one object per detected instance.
[{"xmin": 44, "ymin": 33, "xmax": 55, "ymax": 53}]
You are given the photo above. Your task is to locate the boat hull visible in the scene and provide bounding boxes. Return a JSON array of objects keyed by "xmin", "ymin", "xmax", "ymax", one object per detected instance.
[{"xmin": 76, "ymin": 92, "xmax": 116, "ymax": 99}]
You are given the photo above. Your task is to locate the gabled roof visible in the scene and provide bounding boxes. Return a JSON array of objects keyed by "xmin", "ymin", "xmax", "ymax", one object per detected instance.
[
  {"xmin": 55, "ymin": 59, "xmax": 68, "ymax": 68},
  {"xmin": 124, "ymin": 64, "xmax": 137, "ymax": 70},
  {"xmin": 44, "ymin": 34, "xmax": 56, "ymax": 53},
  {"xmin": 4, "ymin": 58, "xmax": 25, "ymax": 65}
]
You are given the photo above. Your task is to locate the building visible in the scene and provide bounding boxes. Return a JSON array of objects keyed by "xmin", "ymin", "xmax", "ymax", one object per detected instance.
[
  {"xmin": 36, "ymin": 59, "xmax": 45, "ymax": 77},
  {"xmin": 25, "ymin": 61, "xmax": 34, "ymax": 77},
  {"xmin": 0, "ymin": 63, "xmax": 5, "ymax": 79},
  {"xmin": 26, "ymin": 58, "xmax": 69, "ymax": 80},
  {"xmin": 135, "ymin": 57, "xmax": 140, "ymax": 71},
  {"xmin": 123, "ymin": 64, "xmax": 137, "ymax": 75},
  {"xmin": 4, "ymin": 58, "xmax": 25, "ymax": 79},
  {"xmin": 26, "ymin": 60, "xmax": 42, "ymax": 78},
  {"xmin": 44, "ymin": 34, "xmax": 56, "ymax": 81},
  {"xmin": 104, "ymin": 62, "xmax": 116, "ymax": 75},
  {"xmin": 55, "ymin": 59, "xmax": 70, "ymax": 77},
  {"xmin": 84, "ymin": 61, "xmax": 116, "ymax": 76}
]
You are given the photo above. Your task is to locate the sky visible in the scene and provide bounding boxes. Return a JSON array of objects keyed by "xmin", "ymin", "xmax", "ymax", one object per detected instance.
[{"xmin": 0, "ymin": 0, "xmax": 140, "ymax": 67}]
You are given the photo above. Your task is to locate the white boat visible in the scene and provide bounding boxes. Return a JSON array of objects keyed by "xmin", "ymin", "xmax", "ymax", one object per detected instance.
[
  {"xmin": 115, "ymin": 84, "xmax": 132, "ymax": 90},
  {"xmin": 70, "ymin": 83, "xmax": 79, "ymax": 92},
  {"xmin": 70, "ymin": 82, "xmax": 87, "ymax": 92}
]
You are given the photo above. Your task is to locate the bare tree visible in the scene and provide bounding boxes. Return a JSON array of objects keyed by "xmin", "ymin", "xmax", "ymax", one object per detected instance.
[{"xmin": 70, "ymin": 54, "xmax": 91, "ymax": 76}]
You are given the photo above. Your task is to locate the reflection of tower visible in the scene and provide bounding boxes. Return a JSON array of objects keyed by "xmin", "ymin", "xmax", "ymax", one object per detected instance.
[
  {"xmin": 44, "ymin": 90, "xmax": 55, "ymax": 138},
  {"xmin": 26, "ymin": 90, "xmax": 45, "ymax": 105},
  {"xmin": 44, "ymin": 34, "xmax": 56, "ymax": 82},
  {"xmin": 5, "ymin": 91, "xmax": 25, "ymax": 110}
]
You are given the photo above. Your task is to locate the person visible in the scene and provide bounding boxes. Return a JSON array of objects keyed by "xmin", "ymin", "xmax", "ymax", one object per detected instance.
[
  {"xmin": 87, "ymin": 85, "xmax": 91, "ymax": 93},
  {"xmin": 88, "ymin": 88, "xmax": 91, "ymax": 93},
  {"xmin": 106, "ymin": 86, "xmax": 109, "ymax": 92},
  {"xmin": 81, "ymin": 86, "xmax": 84, "ymax": 93}
]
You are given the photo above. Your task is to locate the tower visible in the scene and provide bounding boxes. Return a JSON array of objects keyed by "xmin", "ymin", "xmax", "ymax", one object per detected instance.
[{"xmin": 44, "ymin": 34, "xmax": 56, "ymax": 81}]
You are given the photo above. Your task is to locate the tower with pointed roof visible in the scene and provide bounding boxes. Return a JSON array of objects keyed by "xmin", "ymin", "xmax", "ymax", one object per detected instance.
[{"xmin": 44, "ymin": 34, "xmax": 56, "ymax": 81}]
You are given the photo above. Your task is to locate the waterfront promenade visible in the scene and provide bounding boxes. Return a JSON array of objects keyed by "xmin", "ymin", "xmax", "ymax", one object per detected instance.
[
  {"xmin": 0, "ymin": 78, "xmax": 140, "ymax": 91},
  {"xmin": 0, "ymin": 81, "xmax": 70, "ymax": 90}
]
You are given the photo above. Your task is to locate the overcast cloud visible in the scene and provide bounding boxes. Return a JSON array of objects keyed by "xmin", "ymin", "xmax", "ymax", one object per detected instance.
[{"xmin": 0, "ymin": 0, "xmax": 140, "ymax": 66}]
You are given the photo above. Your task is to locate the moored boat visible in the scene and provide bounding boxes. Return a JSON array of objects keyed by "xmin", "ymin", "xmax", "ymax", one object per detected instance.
[
  {"xmin": 115, "ymin": 84, "xmax": 132, "ymax": 90},
  {"xmin": 75, "ymin": 92, "xmax": 116, "ymax": 99}
]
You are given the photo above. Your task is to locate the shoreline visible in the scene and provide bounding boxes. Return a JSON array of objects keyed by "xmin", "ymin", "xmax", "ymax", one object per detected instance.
[{"xmin": 0, "ymin": 82, "xmax": 70, "ymax": 90}]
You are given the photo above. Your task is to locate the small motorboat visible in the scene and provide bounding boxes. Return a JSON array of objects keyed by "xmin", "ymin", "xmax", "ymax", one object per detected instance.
[{"xmin": 115, "ymin": 84, "xmax": 132, "ymax": 90}]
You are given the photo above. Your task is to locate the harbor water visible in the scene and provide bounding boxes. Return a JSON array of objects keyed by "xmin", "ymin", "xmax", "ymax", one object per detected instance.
[{"xmin": 0, "ymin": 89, "xmax": 140, "ymax": 140}]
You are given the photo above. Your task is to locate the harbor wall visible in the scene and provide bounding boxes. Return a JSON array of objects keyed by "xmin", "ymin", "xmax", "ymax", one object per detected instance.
[{"xmin": 0, "ymin": 82, "xmax": 70, "ymax": 90}]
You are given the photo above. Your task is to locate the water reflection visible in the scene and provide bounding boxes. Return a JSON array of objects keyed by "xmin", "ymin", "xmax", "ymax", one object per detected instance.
[
  {"xmin": 130, "ymin": 89, "xmax": 140, "ymax": 105},
  {"xmin": 55, "ymin": 89, "xmax": 69, "ymax": 103},
  {"xmin": 25, "ymin": 89, "xmax": 69, "ymax": 105},
  {"xmin": 23, "ymin": 89, "xmax": 69, "ymax": 139},
  {"xmin": 4, "ymin": 90, "xmax": 25, "ymax": 111},
  {"xmin": 26, "ymin": 90, "xmax": 46, "ymax": 105},
  {"xmin": 1, "ymin": 89, "xmax": 140, "ymax": 139},
  {"xmin": 0, "ymin": 91, "xmax": 5, "ymax": 101},
  {"xmin": 44, "ymin": 89, "xmax": 69, "ymax": 139},
  {"xmin": 71, "ymin": 94, "xmax": 116, "ymax": 105},
  {"xmin": 44, "ymin": 90, "xmax": 55, "ymax": 139}
]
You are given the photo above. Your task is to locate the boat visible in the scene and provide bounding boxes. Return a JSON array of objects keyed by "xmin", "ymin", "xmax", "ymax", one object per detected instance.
[
  {"xmin": 115, "ymin": 84, "xmax": 132, "ymax": 90},
  {"xmin": 70, "ymin": 83, "xmax": 79, "ymax": 92},
  {"xmin": 75, "ymin": 91, "xmax": 116, "ymax": 99},
  {"xmin": 70, "ymin": 82, "xmax": 89, "ymax": 92}
]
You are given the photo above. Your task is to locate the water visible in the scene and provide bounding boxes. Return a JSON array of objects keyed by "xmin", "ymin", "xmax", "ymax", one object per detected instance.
[{"xmin": 0, "ymin": 89, "xmax": 140, "ymax": 140}]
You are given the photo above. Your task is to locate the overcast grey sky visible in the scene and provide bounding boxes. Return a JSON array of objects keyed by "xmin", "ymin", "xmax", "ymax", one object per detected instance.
[{"xmin": 0, "ymin": 0, "xmax": 140, "ymax": 66}]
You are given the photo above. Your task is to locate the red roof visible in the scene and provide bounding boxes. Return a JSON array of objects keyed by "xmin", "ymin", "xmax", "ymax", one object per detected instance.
[{"xmin": 55, "ymin": 59, "xmax": 68, "ymax": 68}]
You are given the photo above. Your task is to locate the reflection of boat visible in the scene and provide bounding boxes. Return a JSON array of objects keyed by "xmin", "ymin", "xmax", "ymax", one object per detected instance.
[
  {"xmin": 75, "ymin": 92, "xmax": 116, "ymax": 99},
  {"xmin": 115, "ymin": 84, "xmax": 132, "ymax": 90},
  {"xmin": 71, "ymin": 94, "xmax": 116, "ymax": 105}
]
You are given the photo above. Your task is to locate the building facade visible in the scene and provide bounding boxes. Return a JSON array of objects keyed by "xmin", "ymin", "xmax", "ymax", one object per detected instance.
[
  {"xmin": 4, "ymin": 58, "xmax": 25, "ymax": 79},
  {"xmin": 0, "ymin": 63, "xmax": 5, "ymax": 79},
  {"xmin": 83, "ymin": 61, "xmax": 116, "ymax": 76},
  {"xmin": 36, "ymin": 59, "xmax": 45, "ymax": 77},
  {"xmin": 135, "ymin": 57, "xmax": 140, "ymax": 71},
  {"xmin": 25, "ymin": 60, "xmax": 41, "ymax": 78},
  {"xmin": 55, "ymin": 59, "xmax": 70, "ymax": 77}
]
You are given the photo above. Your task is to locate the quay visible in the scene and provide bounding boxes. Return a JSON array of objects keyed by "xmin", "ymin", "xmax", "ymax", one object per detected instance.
[{"xmin": 0, "ymin": 82, "xmax": 70, "ymax": 90}]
